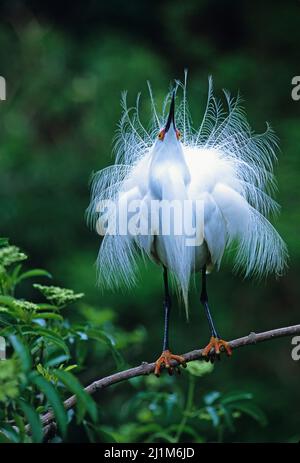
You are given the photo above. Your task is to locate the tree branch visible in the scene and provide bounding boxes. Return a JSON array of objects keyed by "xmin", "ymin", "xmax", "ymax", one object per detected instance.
[{"xmin": 32, "ymin": 323, "xmax": 300, "ymax": 433}]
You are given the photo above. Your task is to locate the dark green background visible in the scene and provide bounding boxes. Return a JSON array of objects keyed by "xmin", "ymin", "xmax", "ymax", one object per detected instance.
[{"xmin": 0, "ymin": 0, "xmax": 299, "ymax": 442}]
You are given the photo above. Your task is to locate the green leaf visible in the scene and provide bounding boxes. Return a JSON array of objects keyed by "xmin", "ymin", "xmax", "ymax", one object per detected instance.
[
  {"xmin": 93, "ymin": 426, "xmax": 117, "ymax": 443},
  {"xmin": 85, "ymin": 328, "xmax": 124, "ymax": 368},
  {"xmin": 18, "ymin": 400, "xmax": 43, "ymax": 443},
  {"xmin": 32, "ymin": 312, "xmax": 63, "ymax": 321},
  {"xmin": 0, "ymin": 424, "xmax": 20, "ymax": 443},
  {"xmin": 63, "ymin": 364, "xmax": 77, "ymax": 372},
  {"xmin": 0, "ymin": 295, "xmax": 15, "ymax": 308},
  {"xmin": 186, "ymin": 360, "xmax": 214, "ymax": 377},
  {"xmin": 30, "ymin": 373, "xmax": 68, "ymax": 437},
  {"xmin": 221, "ymin": 392, "xmax": 253, "ymax": 405},
  {"xmin": 45, "ymin": 354, "xmax": 70, "ymax": 367},
  {"xmin": 13, "ymin": 413, "xmax": 25, "ymax": 441},
  {"xmin": 54, "ymin": 369, "xmax": 98, "ymax": 423},
  {"xmin": 0, "ymin": 326, "xmax": 15, "ymax": 337},
  {"xmin": 220, "ymin": 404, "xmax": 235, "ymax": 432},
  {"xmin": 9, "ymin": 335, "xmax": 32, "ymax": 371},
  {"xmin": 204, "ymin": 391, "xmax": 221, "ymax": 405},
  {"xmin": 0, "ymin": 431, "xmax": 12, "ymax": 443},
  {"xmin": 36, "ymin": 303, "xmax": 60, "ymax": 311},
  {"xmin": 0, "ymin": 359, "xmax": 20, "ymax": 402},
  {"xmin": 229, "ymin": 402, "xmax": 267, "ymax": 426},
  {"xmin": 206, "ymin": 405, "xmax": 220, "ymax": 427},
  {"xmin": 11, "ymin": 264, "xmax": 22, "ymax": 282},
  {"xmin": 22, "ymin": 327, "xmax": 70, "ymax": 356},
  {"xmin": 16, "ymin": 269, "xmax": 52, "ymax": 284}
]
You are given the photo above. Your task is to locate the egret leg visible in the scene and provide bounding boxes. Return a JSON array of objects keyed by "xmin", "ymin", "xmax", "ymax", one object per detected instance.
[
  {"xmin": 200, "ymin": 266, "xmax": 232, "ymax": 361},
  {"xmin": 200, "ymin": 266, "xmax": 219, "ymax": 339},
  {"xmin": 154, "ymin": 266, "xmax": 186, "ymax": 376},
  {"xmin": 162, "ymin": 265, "xmax": 171, "ymax": 351}
]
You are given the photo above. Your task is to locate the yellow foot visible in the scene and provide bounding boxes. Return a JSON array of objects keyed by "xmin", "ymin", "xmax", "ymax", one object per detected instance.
[
  {"xmin": 154, "ymin": 350, "xmax": 186, "ymax": 377},
  {"xmin": 201, "ymin": 336, "xmax": 232, "ymax": 362}
]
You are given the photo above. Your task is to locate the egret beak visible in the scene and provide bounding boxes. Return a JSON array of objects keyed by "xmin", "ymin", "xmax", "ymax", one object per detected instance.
[{"xmin": 165, "ymin": 91, "xmax": 176, "ymax": 133}]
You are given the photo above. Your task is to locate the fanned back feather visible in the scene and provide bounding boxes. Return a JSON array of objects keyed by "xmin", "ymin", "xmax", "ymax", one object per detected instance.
[{"xmin": 87, "ymin": 74, "xmax": 288, "ymax": 309}]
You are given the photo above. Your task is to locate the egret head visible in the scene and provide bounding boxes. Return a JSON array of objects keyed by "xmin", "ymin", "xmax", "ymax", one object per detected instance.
[{"xmin": 157, "ymin": 91, "xmax": 181, "ymax": 143}]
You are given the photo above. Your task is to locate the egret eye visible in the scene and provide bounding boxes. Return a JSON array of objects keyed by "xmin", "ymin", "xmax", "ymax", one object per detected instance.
[
  {"xmin": 176, "ymin": 129, "xmax": 181, "ymax": 140},
  {"xmin": 158, "ymin": 129, "xmax": 165, "ymax": 141}
]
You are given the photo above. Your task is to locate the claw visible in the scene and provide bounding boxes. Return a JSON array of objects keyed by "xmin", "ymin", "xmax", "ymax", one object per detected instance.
[
  {"xmin": 202, "ymin": 336, "xmax": 232, "ymax": 363},
  {"xmin": 154, "ymin": 350, "xmax": 186, "ymax": 376}
]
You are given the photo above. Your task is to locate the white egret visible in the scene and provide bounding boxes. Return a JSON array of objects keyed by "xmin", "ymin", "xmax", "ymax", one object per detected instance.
[{"xmin": 88, "ymin": 74, "xmax": 288, "ymax": 376}]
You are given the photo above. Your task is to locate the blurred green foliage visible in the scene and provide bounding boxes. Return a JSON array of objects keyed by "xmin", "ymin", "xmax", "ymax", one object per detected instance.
[
  {"xmin": 0, "ymin": 239, "xmax": 266, "ymax": 442},
  {"xmin": 0, "ymin": 0, "xmax": 299, "ymax": 442}
]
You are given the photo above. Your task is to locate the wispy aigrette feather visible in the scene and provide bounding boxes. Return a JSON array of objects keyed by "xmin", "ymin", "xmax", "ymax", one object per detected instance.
[{"xmin": 87, "ymin": 74, "xmax": 288, "ymax": 309}]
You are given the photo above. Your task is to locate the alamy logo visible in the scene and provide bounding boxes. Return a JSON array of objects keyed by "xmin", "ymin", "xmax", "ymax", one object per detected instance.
[
  {"xmin": 291, "ymin": 76, "xmax": 300, "ymax": 101},
  {"xmin": 0, "ymin": 336, "xmax": 6, "ymax": 360},
  {"xmin": 0, "ymin": 76, "xmax": 6, "ymax": 101},
  {"xmin": 95, "ymin": 198, "xmax": 205, "ymax": 247},
  {"xmin": 291, "ymin": 336, "xmax": 300, "ymax": 361}
]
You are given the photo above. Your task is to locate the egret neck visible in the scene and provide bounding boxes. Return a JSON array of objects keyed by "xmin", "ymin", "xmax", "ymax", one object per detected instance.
[{"xmin": 149, "ymin": 97, "xmax": 190, "ymax": 201}]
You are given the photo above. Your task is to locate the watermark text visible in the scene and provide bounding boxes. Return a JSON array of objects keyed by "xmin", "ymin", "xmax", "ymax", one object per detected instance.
[
  {"xmin": 0, "ymin": 76, "xmax": 6, "ymax": 101},
  {"xmin": 95, "ymin": 198, "xmax": 205, "ymax": 247}
]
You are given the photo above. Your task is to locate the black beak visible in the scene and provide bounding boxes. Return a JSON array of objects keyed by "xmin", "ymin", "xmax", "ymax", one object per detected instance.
[{"xmin": 165, "ymin": 90, "xmax": 176, "ymax": 133}]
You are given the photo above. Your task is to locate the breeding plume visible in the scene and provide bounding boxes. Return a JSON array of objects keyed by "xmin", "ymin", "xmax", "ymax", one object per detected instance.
[{"xmin": 88, "ymin": 74, "xmax": 287, "ymax": 375}]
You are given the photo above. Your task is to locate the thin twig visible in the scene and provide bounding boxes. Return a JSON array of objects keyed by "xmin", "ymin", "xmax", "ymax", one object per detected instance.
[{"xmin": 28, "ymin": 324, "xmax": 300, "ymax": 433}]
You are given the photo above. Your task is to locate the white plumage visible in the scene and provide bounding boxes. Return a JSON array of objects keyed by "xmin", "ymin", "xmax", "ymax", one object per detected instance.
[{"xmin": 87, "ymin": 75, "xmax": 288, "ymax": 313}]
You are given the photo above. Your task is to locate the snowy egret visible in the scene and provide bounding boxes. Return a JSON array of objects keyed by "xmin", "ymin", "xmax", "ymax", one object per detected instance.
[{"xmin": 88, "ymin": 74, "xmax": 287, "ymax": 376}]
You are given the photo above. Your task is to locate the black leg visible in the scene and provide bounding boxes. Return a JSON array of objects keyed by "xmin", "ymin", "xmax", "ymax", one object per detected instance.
[
  {"xmin": 154, "ymin": 266, "xmax": 186, "ymax": 375},
  {"xmin": 162, "ymin": 265, "xmax": 171, "ymax": 351},
  {"xmin": 200, "ymin": 265, "xmax": 219, "ymax": 339}
]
